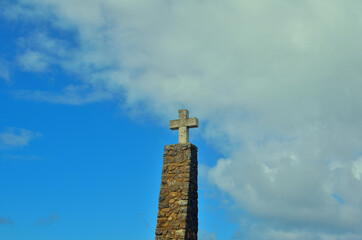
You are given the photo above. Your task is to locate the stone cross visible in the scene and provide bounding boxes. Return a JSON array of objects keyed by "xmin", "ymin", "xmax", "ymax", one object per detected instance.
[{"xmin": 169, "ymin": 109, "xmax": 199, "ymax": 144}]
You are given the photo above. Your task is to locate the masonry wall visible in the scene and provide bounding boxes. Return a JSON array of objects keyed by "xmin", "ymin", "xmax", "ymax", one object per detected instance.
[{"xmin": 155, "ymin": 143, "xmax": 198, "ymax": 240}]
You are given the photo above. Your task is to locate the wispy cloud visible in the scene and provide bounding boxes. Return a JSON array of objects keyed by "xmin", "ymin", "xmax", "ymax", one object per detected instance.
[
  {"xmin": 0, "ymin": 127, "xmax": 42, "ymax": 148},
  {"xmin": 13, "ymin": 85, "xmax": 113, "ymax": 105},
  {"xmin": 1, "ymin": 154, "xmax": 41, "ymax": 161},
  {"xmin": 0, "ymin": 59, "xmax": 10, "ymax": 82},
  {"xmin": 16, "ymin": 32, "xmax": 72, "ymax": 72},
  {"xmin": 34, "ymin": 213, "xmax": 60, "ymax": 227},
  {"xmin": 199, "ymin": 229, "xmax": 217, "ymax": 240},
  {"xmin": 1, "ymin": 1, "xmax": 52, "ymax": 21},
  {"xmin": 0, "ymin": 217, "xmax": 14, "ymax": 225},
  {"xmin": 17, "ymin": 50, "xmax": 51, "ymax": 72}
]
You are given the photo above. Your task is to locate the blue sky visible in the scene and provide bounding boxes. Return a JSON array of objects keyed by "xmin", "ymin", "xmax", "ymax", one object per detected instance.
[
  {"xmin": 0, "ymin": 90, "xmax": 229, "ymax": 239},
  {"xmin": 2, "ymin": 1, "xmax": 362, "ymax": 239}
]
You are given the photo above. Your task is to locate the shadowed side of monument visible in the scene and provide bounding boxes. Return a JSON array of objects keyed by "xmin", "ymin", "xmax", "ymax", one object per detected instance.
[{"xmin": 155, "ymin": 143, "xmax": 198, "ymax": 240}]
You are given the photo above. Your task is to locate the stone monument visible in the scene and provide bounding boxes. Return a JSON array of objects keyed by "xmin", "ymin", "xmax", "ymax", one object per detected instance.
[{"xmin": 155, "ymin": 109, "xmax": 199, "ymax": 240}]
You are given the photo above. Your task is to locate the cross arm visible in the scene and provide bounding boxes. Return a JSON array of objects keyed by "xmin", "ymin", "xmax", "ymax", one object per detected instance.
[
  {"xmin": 185, "ymin": 118, "xmax": 198, "ymax": 128},
  {"xmin": 169, "ymin": 120, "xmax": 181, "ymax": 130}
]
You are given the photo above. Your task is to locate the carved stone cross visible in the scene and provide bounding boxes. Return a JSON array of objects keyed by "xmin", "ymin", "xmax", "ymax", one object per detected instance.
[{"xmin": 169, "ymin": 109, "xmax": 199, "ymax": 144}]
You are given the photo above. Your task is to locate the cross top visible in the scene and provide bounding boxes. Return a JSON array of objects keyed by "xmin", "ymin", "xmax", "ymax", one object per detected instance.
[{"xmin": 169, "ymin": 109, "xmax": 199, "ymax": 144}]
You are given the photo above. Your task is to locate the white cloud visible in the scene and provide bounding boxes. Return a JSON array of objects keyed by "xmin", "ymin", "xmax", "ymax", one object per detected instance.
[
  {"xmin": 352, "ymin": 157, "xmax": 362, "ymax": 180},
  {"xmin": 0, "ymin": 127, "xmax": 42, "ymax": 148},
  {"xmin": 7, "ymin": 0, "xmax": 362, "ymax": 238}
]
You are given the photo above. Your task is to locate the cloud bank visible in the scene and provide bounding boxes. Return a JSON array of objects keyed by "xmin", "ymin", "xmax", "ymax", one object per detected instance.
[{"xmin": 4, "ymin": 0, "xmax": 362, "ymax": 238}]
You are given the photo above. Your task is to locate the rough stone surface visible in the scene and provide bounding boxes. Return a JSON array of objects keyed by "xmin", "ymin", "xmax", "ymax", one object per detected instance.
[
  {"xmin": 155, "ymin": 143, "xmax": 198, "ymax": 240},
  {"xmin": 169, "ymin": 109, "xmax": 199, "ymax": 144}
]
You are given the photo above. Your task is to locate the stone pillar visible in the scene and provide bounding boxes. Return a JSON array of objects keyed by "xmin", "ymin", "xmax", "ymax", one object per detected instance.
[{"xmin": 155, "ymin": 143, "xmax": 198, "ymax": 240}]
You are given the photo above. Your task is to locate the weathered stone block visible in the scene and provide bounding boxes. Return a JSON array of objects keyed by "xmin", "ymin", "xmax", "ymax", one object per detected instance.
[{"xmin": 155, "ymin": 143, "xmax": 198, "ymax": 240}]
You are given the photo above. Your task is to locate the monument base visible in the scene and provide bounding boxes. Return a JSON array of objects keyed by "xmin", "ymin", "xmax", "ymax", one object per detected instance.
[{"xmin": 155, "ymin": 143, "xmax": 198, "ymax": 240}]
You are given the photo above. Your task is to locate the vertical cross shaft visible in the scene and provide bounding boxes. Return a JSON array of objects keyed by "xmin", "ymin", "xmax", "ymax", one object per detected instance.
[{"xmin": 169, "ymin": 109, "xmax": 199, "ymax": 144}]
